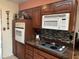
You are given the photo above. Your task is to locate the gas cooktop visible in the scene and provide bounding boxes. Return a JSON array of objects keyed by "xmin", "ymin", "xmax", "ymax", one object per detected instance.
[{"xmin": 38, "ymin": 42, "xmax": 67, "ymax": 54}]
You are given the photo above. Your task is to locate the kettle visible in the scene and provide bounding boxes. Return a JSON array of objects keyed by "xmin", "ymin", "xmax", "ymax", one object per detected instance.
[
  {"xmin": 77, "ymin": 32, "xmax": 79, "ymax": 39},
  {"xmin": 75, "ymin": 32, "xmax": 79, "ymax": 49}
]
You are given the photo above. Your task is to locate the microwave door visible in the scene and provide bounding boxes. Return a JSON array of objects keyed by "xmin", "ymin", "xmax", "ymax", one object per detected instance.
[
  {"xmin": 44, "ymin": 21, "xmax": 59, "ymax": 29},
  {"xmin": 51, "ymin": 17, "xmax": 60, "ymax": 29},
  {"xmin": 42, "ymin": 16, "xmax": 59, "ymax": 29}
]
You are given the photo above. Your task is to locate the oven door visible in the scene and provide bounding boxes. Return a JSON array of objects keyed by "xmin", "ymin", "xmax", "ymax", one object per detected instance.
[{"xmin": 15, "ymin": 28, "xmax": 25, "ymax": 44}]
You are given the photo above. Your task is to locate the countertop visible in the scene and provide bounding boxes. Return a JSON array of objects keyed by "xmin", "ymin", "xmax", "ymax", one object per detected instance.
[{"xmin": 26, "ymin": 39, "xmax": 73, "ymax": 59}]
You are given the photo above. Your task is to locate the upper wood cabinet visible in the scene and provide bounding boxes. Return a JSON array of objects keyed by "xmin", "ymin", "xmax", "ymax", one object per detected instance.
[
  {"xmin": 20, "ymin": 0, "xmax": 77, "ymax": 32},
  {"xmin": 41, "ymin": 4, "xmax": 54, "ymax": 15},
  {"xmin": 32, "ymin": 7, "xmax": 41, "ymax": 28},
  {"xmin": 53, "ymin": 1, "xmax": 72, "ymax": 13},
  {"xmin": 24, "ymin": 9, "xmax": 33, "ymax": 19},
  {"xmin": 41, "ymin": 1, "xmax": 72, "ymax": 14}
]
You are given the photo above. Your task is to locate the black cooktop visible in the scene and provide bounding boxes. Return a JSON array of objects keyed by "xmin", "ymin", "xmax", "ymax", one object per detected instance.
[{"xmin": 38, "ymin": 42, "xmax": 67, "ymax": 54}]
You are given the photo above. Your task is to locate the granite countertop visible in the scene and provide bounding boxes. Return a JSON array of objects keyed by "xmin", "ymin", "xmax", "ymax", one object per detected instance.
[{"xmin": 26, "ymin": 40, "xmax": 73, "ymax": 59}]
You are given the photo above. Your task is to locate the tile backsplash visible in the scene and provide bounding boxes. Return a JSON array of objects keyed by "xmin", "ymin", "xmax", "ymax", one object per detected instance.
[{"xmin": 40, "ymin": 29, "xmax": 74, "ymax": 42}]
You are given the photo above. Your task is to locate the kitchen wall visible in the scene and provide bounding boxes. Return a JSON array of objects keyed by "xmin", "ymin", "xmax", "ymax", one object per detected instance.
[
  {"xmin": 0, "ymin": 10, "xmax": 2, "ymax": 59},
  {"xmin": 19, "ymin": 0, "xmax": 61, "ymax": 10},
  {"xmin": 0, "ymin": 0, "xmax": 19, "ymax": 58},
  {"xmin": 0, "ymin": 0, "xmax": 78, "ymax": 58},
  {"xmin": 76, "ymin": 3, "xmax": 79, "ymax": 32}
]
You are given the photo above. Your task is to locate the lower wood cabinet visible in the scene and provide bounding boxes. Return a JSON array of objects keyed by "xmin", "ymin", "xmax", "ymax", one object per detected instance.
[
  {"xmin": 26, "ymin": 49, "xmax": 33, "ymax": 56},
  {"xmin": 15, "ymin": 43, "xmax": 59, "ymax": 59},
  {"xmin": 26, "ymin": 54, "xmax": 33, "ymax": 59},
  {"xmin": 13, "ymin": 40, "xmax": 17, "ymax": 56},
  {"xmin": 26, "ymin": 44, "xmax": 59, "ymax": 59},
  {"xmin": 34, "ymin": 53, "xmax": 45, "ymax": 59},
  {"xmin": 26, "ymin": 44, "xmax": 34, "ymax": 59},
  {"xmin": 17, "ymin": 42, "xmax": 25, "ymax": 59},
  {"xmin": 34, "ymin": 48, "xmax": 59, "ymax": 59}
]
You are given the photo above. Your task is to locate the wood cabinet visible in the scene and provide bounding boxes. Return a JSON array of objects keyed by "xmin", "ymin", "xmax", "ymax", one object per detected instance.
[
  {"xmin": 12, "ymin": 19, "xmax": 33, "ymax": 59},
  {"xmin": 32, "ymin": 7, "xmax": 41, "ymax": 28},
  {"xmin": 12, "ymin": 20, "xmax": 17, "ymax": 56},
  {"xmin": 23, "ymin": 9, "xmax": 33, "ymax": 19},
  {"xmin": 17, "ymin": 42, "xmax": 25, "ymax": 59},
  {"xmin": 26, "ymin": 44, "xmax": 59, "ymax": 59},
  {"xmin": 34, "ymin": 48, "xmax": 59, "ymax": 59},
  {"xmin": 26, "ymin": 54, "xmax": 33, "ymax": 59},
  {"xmin": 41, "ymin": 4, "xmax": 54, "ymax": 15},
  {"xmin": 53, "ymin": 1, "xmax": 72, "ymax": 13},
  {"xmin": 20, "ymin": 0, "xmax": 77, "ymax": 32},
  {"xmin": 34, "ymin": 53, "xmax": 45, "ymax": 59},
  {"xmin": 13, "ymin": 40, "xmax": 17, "ymax": 56},
  {"xmin": 26, "ymin": 44, "xmax": 34, "ymax": 59},
  {"xmin": 40, "ymin": 0, "xmax": 72, "ymax": 14}
]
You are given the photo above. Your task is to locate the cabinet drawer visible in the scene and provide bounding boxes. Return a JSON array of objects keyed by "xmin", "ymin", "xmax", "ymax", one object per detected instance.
[
  {"xmin": 26, "ymin": 44, "xmax": 34, "ymax": 51},
  {"xmin": 26, "ymin": 49, "xmax": 33, "ymax": 56},
  {"xmin": 26, "ymin": 54, "xmax": 33, "ymax": 59},
  {"xmin": 34, "ymin": 48, "xmax": 58, "ymax": 59},
  {"xmin": 34, "ymin": 53, "xmax": 45, "ymax": 59}
]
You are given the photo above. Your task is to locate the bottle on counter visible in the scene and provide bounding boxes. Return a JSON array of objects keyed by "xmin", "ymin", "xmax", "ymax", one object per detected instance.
[{"xmin": 35, "ymin": 34, "xmax": 40, "ymax": 44}]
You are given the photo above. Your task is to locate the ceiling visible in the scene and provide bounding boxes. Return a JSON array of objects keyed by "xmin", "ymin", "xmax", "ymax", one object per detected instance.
[{"xmin": 8, "ymin": 0, "xmax": 27, "ymax": 3}]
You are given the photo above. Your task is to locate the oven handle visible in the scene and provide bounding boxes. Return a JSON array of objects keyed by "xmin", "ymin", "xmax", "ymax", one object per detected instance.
[
  {"xmin": 15, "ymin": 28, "xmax": 25, "ymax": 32},
  {"xmin": 15, "ymin": 27, "xmax": 24, "ymax": 29}
]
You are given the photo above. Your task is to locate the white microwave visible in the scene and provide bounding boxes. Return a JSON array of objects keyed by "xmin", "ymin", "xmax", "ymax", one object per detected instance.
[{"xmin": 42, "ymin": 13, "xmax": 70, "ymax": 30}]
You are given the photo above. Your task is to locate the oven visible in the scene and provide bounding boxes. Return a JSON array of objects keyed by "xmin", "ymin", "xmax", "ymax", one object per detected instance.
[{"xmin": 15, "ymin": 22, "xmax": 25, "ymax": 44}]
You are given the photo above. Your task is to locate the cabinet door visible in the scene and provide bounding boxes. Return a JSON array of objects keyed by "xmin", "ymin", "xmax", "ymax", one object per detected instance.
[
  {"xmin": 26, "ymin": 54, "xmax": 33, "ymax": 59},
  {"xmin": 34, "ymin": 49, "xmax": 59, "ymax": 59},
  {"xmin": 22, "ymin": 9, "xmax": 33, "ymax": 19},
  {"xmin": 26, "ymin": 49, "xmax": 34, "ymax": 56},
  {"xmin": 41, "ymin": 4, "xmax": 53, "ymax": 14},
  {"xmin": 34, "ymin": 53, "xmax": 45, "ymax": 59},
  {"xmin": 54, "ymin": 1, "xmax": 72, "ymax": 13},
  {"xmin": 12, "ymin": 20, "xmax": 17, "ymax": 56},
  {"xmin": 41, "ymin": 4, "xmax": 53, "ymax": 15},
  {"xmin": 17, "ymin": 42, "xmax": 25, "ymax": 59},
  {"xmin": 32, "ymin": 7, "xmax": 41, "ymax": 28},
  {"xmin": 13, "ymin": 40, "xmax": 17, "ymax": 56}
]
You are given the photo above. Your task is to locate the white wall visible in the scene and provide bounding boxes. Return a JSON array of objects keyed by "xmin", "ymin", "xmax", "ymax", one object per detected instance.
[
  {"xmin": 0, "ymin": 10, "xmax": 2, "ymax": 59},
  {"xmin": 0, "ymin": 0, "xmax": 19, "ymax": 58}
]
